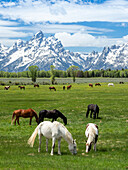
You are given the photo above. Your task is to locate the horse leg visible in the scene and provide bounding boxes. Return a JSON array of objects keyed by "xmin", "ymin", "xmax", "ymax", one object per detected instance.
[
  {"xmin": 90, "ymin": 110, "xmax": 93, "ymax": 118},
  {"xmin": 51, "ymin": 137, "xmax": 56, "ymax": 156},
  {"xmin": 94, "ymin": 143, "xmax": 97, "ymax": 151},
  {"xmin": 94, "ymin": 135, "xmax": 98, "ymax": 151},
  {"xmin": 58, "ymin": 138, "xmax": 61, "ymax": 155},
  {"xmin": 17, "ymin": 117, "xmax": 20, "ymax": 125},
  {"xmin": 14, "ymin": 118, "xmax": 17, "ymax": 125},
  {"xmin": 38, "ymin": 133, "xmax": 42, "ymax": 153},
  {"xmin": 29, "ymin": 117, "xmax": 32, "ymax": 125},
  {"xmin": 93, "ymin": 111, "xmax": 96, "ymax": 119},
  {"xmin": 46, "ymin": 139, "xmax": 48, "ymax": 152},
  {"xmin": 97, "ymin": 112, "xmax": 99, "ymax": 119}
]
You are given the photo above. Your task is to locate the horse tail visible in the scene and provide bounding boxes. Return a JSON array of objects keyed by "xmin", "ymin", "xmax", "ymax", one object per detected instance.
[
  {"xmin": 28, "ymin": 124, "xmax": 40, "ymax": 147},
  {"xmin": 11, "ymin": 112, "xmax": 16, "ymax": 125}
]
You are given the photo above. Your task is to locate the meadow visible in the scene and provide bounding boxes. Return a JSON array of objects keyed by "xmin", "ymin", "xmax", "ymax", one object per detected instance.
[{"xmin": 0, "ymin": 78, "xmax": 128, "ymax": 169}]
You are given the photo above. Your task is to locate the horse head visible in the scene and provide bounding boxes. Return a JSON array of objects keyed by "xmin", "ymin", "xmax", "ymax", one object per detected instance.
[
  {"xmin": 86, "ymin": 141, "xmax": 92, "ymax": 153},
  {"xmin": 68, "ymin": 139, "xmax": 77, "ymax": 155},
  {"xmin": 64, "ymin": 117, "xmax": 67, "ymax": 125}
]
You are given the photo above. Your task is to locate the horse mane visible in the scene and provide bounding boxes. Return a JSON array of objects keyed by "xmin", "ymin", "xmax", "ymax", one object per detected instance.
[
  {"xmin": 59, "ymin": 123, "xmax": 73, "ymax": 144},
  {"xmin": 30, "ymin": 108, "xmax": 39, "ymax": 122},
  {"xmin": 87, "ymin": 126, "xmax": 96, "ymax": 144},
  {"xmin": 30, "ymin": 109, "xmax": 38, "ymax": 117},
  {"xmin": 65, "ymin": 130, "xmax": 73, "ymax": 144},
  {"xmin": 55, "ymin": 110, "xmax": 67, "ymax": 125}
]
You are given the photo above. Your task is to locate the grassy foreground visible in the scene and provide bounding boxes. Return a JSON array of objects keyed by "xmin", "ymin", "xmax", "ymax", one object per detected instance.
[{"xmin": 0, "ymin": 81, "xmax": 128, "ymax": 169}]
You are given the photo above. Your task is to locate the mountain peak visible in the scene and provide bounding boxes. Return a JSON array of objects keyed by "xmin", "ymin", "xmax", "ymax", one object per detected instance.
[
  {"xmin": 0, "ymin": 31, "xmax": 128, "ymax": 72},
  {"xmin": 34, "ymin": 30, "xmax": 44, "ymax": 39}
]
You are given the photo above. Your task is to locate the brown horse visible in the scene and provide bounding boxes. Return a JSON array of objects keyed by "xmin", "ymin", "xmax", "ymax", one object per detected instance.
[
  {"xmin": 89, "ymin": 83, "xmax": 93, "ymax": 87},
  {"xmin": 18, "ymin": 86, "xmax": 25, "ymax": 90},
  {"xmin": 49, "ymin": 87, "xmax": 56, "ymax": 91},
  {"xmin": 34, "ymin": 84, "xmax": 39, "ymax": 87},
  {"xmin": 67, "ymin": 85, "xmax": 72, "ymax": 90},
  {"xmin": 11, "ymin": 108, "xmax": 39, "ymax": 125},
  {"xmin": 95, "ymin": 83, "xmax": 101, "ymax": 86}
]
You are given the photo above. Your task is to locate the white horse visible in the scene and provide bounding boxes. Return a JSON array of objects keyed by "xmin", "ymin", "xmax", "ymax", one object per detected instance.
[
  {"xmin": 28, "ymin": 121, "xmax": 77, "ymax": 156},
  {"xmin": 85, "ymin": 123, "xmax": 98, "ymax": 153},
  {"xmin": 108, "ymin": 83, "xmax": 114, "ymax": 86}
]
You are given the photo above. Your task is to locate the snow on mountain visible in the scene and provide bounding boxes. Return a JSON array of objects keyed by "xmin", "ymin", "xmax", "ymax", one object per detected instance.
[{"xmin": 0, "ymin": 30, "xmax": 128, "ymax": 72}]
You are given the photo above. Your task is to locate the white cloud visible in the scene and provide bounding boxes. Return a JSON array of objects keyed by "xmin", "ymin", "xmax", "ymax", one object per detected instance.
[
  {"xmin": 55, "ymin": 32, "xmax": 128, "ymax": 47},
  {"xmin": 0, "ymin": 0, "xmax": 128, "ymax": 48},
  {"xmin": 0, "ymin": 0, "xmax": 128, "ymax": 23}
]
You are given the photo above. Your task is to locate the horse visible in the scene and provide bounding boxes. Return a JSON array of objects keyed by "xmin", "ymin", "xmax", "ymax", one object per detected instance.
[
  {"xmin": 18, "ymin": 86, "xmax": 25, "ymax": 90},
  {"xmin": 108, "ymin": 83, "xmax": 114, "ymax": 86},
  {"xmin": 28, "ymin": 121, "xmax": 77, "ymax": 156},
  {"xmin": 38, "ymin": 109, "xmax": 67, "ymax": 125},
  {"xmin": 49, "ymin": 87, "xmax": 56, "ymax": 91},
  {"xmin": 86, "ymin": 104, "xmax": 99, "ymax": 119},
  {"xmin": 63, "ymin": 86, "xmax": 65, "ymax": 90},
  {"xmin": 119, "ymin": 82, "xmax": 124, "ymax": 84},
  {"xmin": 4, "ymin": 86, "xmax": 10, "ymax": 90},
  {"xmin": 89, "ymin": 83, "xmax": 93, "ymax": 87},
  {"xmin": 95, "ymin": 83, "xmax": 101, "ymax": 86},
  {"xmin": 67, "ymin": 85, "xmax": 72, "ymax": 90},
  {"xmin": 34, "ymin": 84, "xmax": 39, "ymax": 87},
  {"xmin": 85, "ymin": 123, "xmax": 98, "ymax": 153},
  {"xmin": 11, "ymin": 108, "xmax": 39, "ymax": 125}
]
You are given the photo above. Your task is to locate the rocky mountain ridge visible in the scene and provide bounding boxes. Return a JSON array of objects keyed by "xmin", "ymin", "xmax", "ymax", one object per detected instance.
[{"xmin": 0, "ymin": 31, "xmax": 128, "ymax": 72}]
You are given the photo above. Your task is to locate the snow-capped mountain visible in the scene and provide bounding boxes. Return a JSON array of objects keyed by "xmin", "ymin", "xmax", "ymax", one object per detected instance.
[{"xmin": 0, "ymin": 31, "xmax": 128, "ymax": 72}]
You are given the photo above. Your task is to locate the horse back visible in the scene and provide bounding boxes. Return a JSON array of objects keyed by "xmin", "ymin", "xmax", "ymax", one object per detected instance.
[
  {"xmin": 13, "ymin": 109, "xmax": 22, "ymax": 116},
  {"xmin": 19, "ymin": 109, "xmax": 34, "ymax": 117},
  {"xmin": 88, "ymin": 104, "xmax": 95, "ymax": 110}
]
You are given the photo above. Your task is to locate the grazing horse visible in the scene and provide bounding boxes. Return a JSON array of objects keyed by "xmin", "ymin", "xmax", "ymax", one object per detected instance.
[
  {"xmin": 89, "ymin": 83, "xmax": 93, "ymax": 87},
  {"xmin": 63, "ymin": 86, "xmax": 65, "ymax": 90},
  {"xmin": 18, "ymin": 86, "xmax": 25, "ymax": 90},
  {"xmin": 67, "ymin": 85, "xmax": 72, "ymax": 90},
  {"xmin": 95, "ymin": 83, "xmax": 101, "ymax": 86},
  {"xmin": 11, "ymin": 108, "xmax": 39, "ymax": 125},
  {"xmin": 119, "ymin": 82, "xmax": 124, "ymax": 84},
  {"xmin": 38, "ymin": 109, "xmax": 67, "ymax": 125},
  {"xmin": 49, "ymin": 87, "xmax": 56, "ymax": 91},
  {"xmin": 86, "ymin": 104, "xmax": 99, "ymax": 119},
  {"xmin": 4, "ymin": 86, "xmax": 10, "ymax": 90},
  {"xmin": 108, "ymin": 83, "xmax": 114, "ymax": 86},
  {"xmin": 34, "ymin": 84, "xmax": 39, "ymax": 87},
  {"xmin": 85, "ymin": 123, "xmax": 98, "ymax": 153},
  {"xmin": 28, "ymin": 121, "xmax": 77, "ymax": 155}
]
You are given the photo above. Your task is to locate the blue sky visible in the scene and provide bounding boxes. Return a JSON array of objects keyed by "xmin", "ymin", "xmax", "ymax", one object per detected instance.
[{"xmin": 0, "ymin": 0, "xmax": 128, "ymax": 52}]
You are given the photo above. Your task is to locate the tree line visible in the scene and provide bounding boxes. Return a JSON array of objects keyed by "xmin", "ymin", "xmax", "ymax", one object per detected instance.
[{"xmin": 0, "ymin": 66, "xmax": 128, "ymax": 82}]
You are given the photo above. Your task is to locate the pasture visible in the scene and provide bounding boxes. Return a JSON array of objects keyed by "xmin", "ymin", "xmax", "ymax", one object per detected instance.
[{"xmin": 0, "ymin": 80, "xmax": 128, "ymax": 169}]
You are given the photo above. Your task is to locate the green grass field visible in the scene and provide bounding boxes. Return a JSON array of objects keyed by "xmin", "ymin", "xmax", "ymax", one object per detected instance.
[{"xmin": 0, "ymin": 80, "xmax": 128, "ymax": 169}]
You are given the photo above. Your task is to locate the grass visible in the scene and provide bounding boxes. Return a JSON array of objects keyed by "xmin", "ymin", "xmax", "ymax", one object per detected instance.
[{"xmin": 0, "ymin": 80, "xmax": 128, "ymax": 169}]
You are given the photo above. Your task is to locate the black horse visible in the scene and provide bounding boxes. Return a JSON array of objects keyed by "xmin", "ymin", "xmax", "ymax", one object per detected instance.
[
  {"xmin": 38, "ymin": 109, "xmax": 67, "ymax": 125},
  {"xmin": 86, "ymin": 104, "xmax": 99, "ymax": 119}
]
